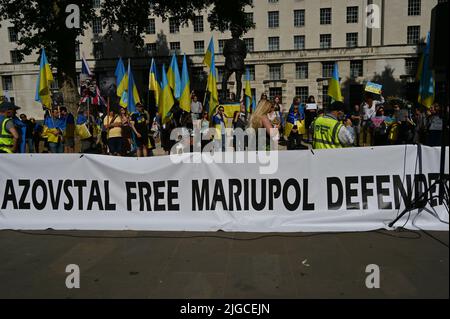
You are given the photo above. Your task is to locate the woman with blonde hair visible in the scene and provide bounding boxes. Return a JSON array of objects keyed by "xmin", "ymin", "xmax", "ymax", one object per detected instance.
[{"xmin": 250, "ymin": 100, "xmax": 280, "ymax": 150}]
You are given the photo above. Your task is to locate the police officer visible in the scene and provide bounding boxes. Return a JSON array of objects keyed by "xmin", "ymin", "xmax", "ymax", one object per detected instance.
[
  {"xmin": 0, "ymin": 102, "xmax": 20, "ymax": 154},
  {"xmin": 312, "ymin": 101, "xmax": 354, "ymax": 149}
]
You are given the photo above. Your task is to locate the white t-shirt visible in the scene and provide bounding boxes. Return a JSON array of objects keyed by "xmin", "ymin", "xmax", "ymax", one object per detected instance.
[{"xmin": 191, "ymin": 101, "xmax": 203, "ymax": 114}]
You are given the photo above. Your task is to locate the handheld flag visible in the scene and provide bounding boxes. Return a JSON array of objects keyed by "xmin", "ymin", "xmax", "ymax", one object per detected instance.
[
  {"xmin": 179, "ymin": 54, "xmax": 191, "ymax": 112},
  {"xmin": 203, "ymin": 37, "xmax": 215, "ymax": 68},
  {"xmin": 206, "ymin": 53, "xmax": 219, "ymax": 117},
  {"xmin": 244, "ymin": 68, "xmax": 253, "ymax": 113},
  {"xmin": 418, "ymin": 32, "xmax": 435, "ymax": 108},
  {"xmin": 115, "ymin": 57, "xmax": 128, "ymax": 99},
  {"xmin": 149, "ymin": 58, "xmax": 161, "ymax": 107},
  {"xmin": 35, "ymin": 48, "xmax": 54, "ymax": 109},
  {"xmin": 120, "ymin": 60, "xmax": 141, "ymax": 113},
  {"xmin": 167, "ymin": 54, "xmax": 181, "ymax": 100},
  {"xmin": 159, "ymin": 64, "xmax": 175, "ymax": 124},
  {"xmin": 81, "ymin": 55, "xmax": 93, "ymax": 78},
  {"xmin": 328, "ymin": 62, "xmax": 343, "ymax": 102}
]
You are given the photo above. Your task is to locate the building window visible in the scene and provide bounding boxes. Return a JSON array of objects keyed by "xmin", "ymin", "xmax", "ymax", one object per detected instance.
[
  {"xmin": 269, "ymin": 64, "xmax": 282, "ymax": 81},
  {"xmin": 322, "ymin": 85, "xmax": 331, "ymax": 108},
  {"xmin": 146, "ymin": 43, "xmax": 157, "ymax": 56},
  {"xmin": 92, "ymin": 17, "xmax": 102, "ymax": 35},
  {"xmin": 246, "ymin": 12, "xmax": 254, "ymax": 24},
  {"xmin": 193, "ymin": 16, "xmax": 204, "ymax": 33},
  {"xmin": 93, "ymin": 42, "xmax": 103, "ymax": 59},
  {"xmin": 294, "ymin": 35, "xmax": 305, "ymax": 50},
  {"xmin": 296, "ymin": 87, "xmax": 309, "ymax": 103},
  {"xmin": 268, "ymin": 11, "xmax": 279, "ymax": 28},
  {"xmin": 244, "ymin": 38, "xmax": 254, "ymax": 52},
  {"xmin": 169, "ymin": 18, "xmax": 180, "ymax": 33},
  {"xmin": 247, "ymin": 65, "xmax": 256, "ymax": 81},
  {"xmin": 320, "ymin": 8, "xmax": 332, "ymax": 25},
  {"xmin": 322, "ymin": 62, "xmax": 334, "ymax": 78},
  {"xmin": 405, "ymin": 58, "xmax": 418, "ymax": 76},
  {"xmin": 269, "ymin": 87, "xmax": 282, "ymax": 101},
  {"xmin": 268, "ymin": 0, "xmax": 279, "ymax": 3},
  {"xmin": 408, "ymin": 0, "xmax": 421, "ymax": 16},
  {"xmin": 8, "ymin": 27, "xmax": 18, "ymax": 42},
  {"xmin": 407, "ymin": 26, "xmax": 420, "ymax": 44},
  {"xmin": 50, "ymin": 76, "xmax": 59, "ymax": 90},
  {"xmin": 347, "ymin": 6, "xmax": 359, "ymax": 23},
  {"xmin": 346, "ymin": 33, "xmax": 358, "ymax": 48},
  {"xmin": 294, "ymin": 10, "xmax": 305, "ymax": 27},
  {"xmin": 320, "ymin": 34, "xmax": 331, "ymax": 49},
  {"xmin": 10, "ymin": 51, "xmax": 20, "ymax": 64},
  {"xmin": 2, "ymin": 76, "xmax": 13, "ymax": 91},
  {"xmin": 218, "ymin": 39, "xmax": 226, "ymax": 54},
  {"xmin": 268, "ymin": 37, "xmax": 280, "ymax": 51},
  {"xmin": 350, "ymin": 60, "xmax": 363, "ymax": 78},
  {"xmin": 146, "ymin": 18, "xmax": 156, "ymax": 34},
  {"xmin": 93, "ymin": 0, "xmax": 101, "ymax": 9},
  {"xmin": 296, "ymin": 63, "xmax": 308, "ymax": 79},
  {"xmin": 194, "ymin": 41, "xmax": 205, "ymax": 54},
  {"xmin": 170, "ymin": 41, "xmax": 181, "ymax": 54},
  {"xmin": 75, "ymin": 42, "xmax": 80, "ymax": 60}
]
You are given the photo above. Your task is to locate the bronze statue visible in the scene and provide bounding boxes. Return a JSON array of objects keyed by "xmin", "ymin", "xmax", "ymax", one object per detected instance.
[{"xmin": 221, "ymin": 27, "xmax": 247, "ymax": 102}]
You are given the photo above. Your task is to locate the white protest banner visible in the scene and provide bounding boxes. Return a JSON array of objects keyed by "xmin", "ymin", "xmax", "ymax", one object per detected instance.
[{"xmin": 0, "ymin": 146, "xmax": 448, "ymax": 232}]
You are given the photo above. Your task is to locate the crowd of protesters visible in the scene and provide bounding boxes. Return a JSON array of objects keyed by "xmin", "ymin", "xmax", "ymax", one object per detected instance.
[{"xmin": 0, "ymin": 90, "xmax": 448, "ymax": 155}]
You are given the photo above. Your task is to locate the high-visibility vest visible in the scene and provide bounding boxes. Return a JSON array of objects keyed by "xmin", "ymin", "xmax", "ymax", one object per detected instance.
[
  {"xmin": 312, "ymin": 115, "xmax": 344, "ymax": 149},
  {"xmin": 0, "ymin": 115, "xmax": 14, "ymax": 153}
]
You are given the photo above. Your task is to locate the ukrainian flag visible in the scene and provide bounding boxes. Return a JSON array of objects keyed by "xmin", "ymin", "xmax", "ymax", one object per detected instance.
[
  {"xmin": 418, "ymin": 32, "xmax": 435, "ymax": 108},
  {"xmin": 167, "ymin": 54, "xmax": 181, "ymax": 100},
  {"xmin": 179, "ymin": 54, "xmax": 191, "ymax": 113},
  {"xmin": 203, "ymin": 37, "xmax": 215, "ymax": 68},
  {"xmin": 149, "ymin": 58, "xmax": 160, "ymax": 107},
  {"xmin": 115, "ymin": 57, "xmax": 128, "ymax": 101},
  {"xmin": 35, "ymin": 48, "xmax": 54, "ymax": 109},
  {"xmin": 244, "ymin": 68, "xmax": 253, "ymax": 113},
  {"xmin": 127, "ymin": 61, "xmax": 141, "ymax": 113},
  {"xmin": 159, "ymin": 64, "xmax": 175, "ymax": 124},
  {"xmin": 327, "ymin": 62, "xmax": 343, "ymax": 102},
  {"xmin": 207, "ymin": 53, "xmax": 219, "ymax": 117}
]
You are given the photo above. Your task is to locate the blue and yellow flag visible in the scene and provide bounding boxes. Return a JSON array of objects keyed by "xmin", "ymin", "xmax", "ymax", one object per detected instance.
[
  {"xmin": 179, "ymin": 54, "xmax": 191, "ymax": 113},
  {"xmin": 418, "ymin": 32, "xmax": 435, "ymax": 108},
  {"xmin": 120, "ymin": 60, "xmax": 141, "ymax": 112},
  {"xmin": 159, "ymin": 64, "xmax": 175, "ymax": 124},
  {"xmin": 328, "ymin": 62, "xmax": 343, "ymax": 102},
  {"xmin": 203, "ymin": 37, "xmax": 215, "ymax": 68},
  {"xmin": 149, "ymin": 58, "xmax": 160, "ymax": 107},
  {"xmin": 35, "ymin": 48, "xmax": 54, "ymax": 109},
  {"xmin": 244, "ymin": 68, "xmax": 253, "ymax": 113},
  {"xmin": 167, "ymin": 54, "xmax": 181, "ymax": 100},
  {"xmin": 115, "ymin": 58, "xmax": 128, "ymax": 99},
  {"xmin": 207, "ymin": 53, "xmax": 219, "ymax": 117}
]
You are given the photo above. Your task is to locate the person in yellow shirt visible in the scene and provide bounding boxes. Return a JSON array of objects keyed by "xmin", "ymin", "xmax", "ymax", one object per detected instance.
[{"xmin": 103, "ymin": 106, "xmax": 123, "ymax": 156}]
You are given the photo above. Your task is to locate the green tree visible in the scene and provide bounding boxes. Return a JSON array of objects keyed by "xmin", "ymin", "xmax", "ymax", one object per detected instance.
[{"xmin": 0, "ymin": 0, "xmax": 254, "ymax": 115}]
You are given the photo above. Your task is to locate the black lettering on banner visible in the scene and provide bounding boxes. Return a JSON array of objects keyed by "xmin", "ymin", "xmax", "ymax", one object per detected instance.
[
  {"xmin": 393, "ymin": 175, "xmax": 412, "ymax": 209},
  {"xmin": 63, "ymin": 180, "xmax": 74, "ymax": 210},
  {"xmin": 104, "ymin": 181, "xmax": 116, "ymax": 211},
  {"xmin": 31, "ymin": 179, "xmax": 47, "ymax": 211},
  {"xmin": 1, "ymin": 179, "xmax": 18, "ymax": 209},
  {"xmin": 125, "ymin": 182, "xmax": 137, "ymax": 211},
  {"xmin": 192, "ymin": 180, "xmax": 209, "ymax": 211},
  {"xmin": 345, "ymin": 176, "xmax": 360, "ymax": 210},
  {"xmin": 327, "ymin": 177, "xmax": 343, "ymax": 210},
  {"xmin": 251, "ymin": 179, "xmax": 266, "ymax": 211},
  {"xmin": 428, "ymin": 173, "xmax": 440, "ymax": 207},
  {"xmin": 87, "ymin": 180, "xmax": 104, "ymax": 211},
  {"xmin": 414, "ymin": 174, "xmax": 428, "ymax": 204},
  {"xmin": 303, "ymin": 179, "xmax": 315, "ymax": 211},
  {"xmin": 361, "ymin": 176, "xmax": 374, "ymax": 210},
  {"xmin": 48, "ymin": 180, "xmax": 63, "ymax": 210},
  {"xmin": 376, "ymin": 175, "xmax": 392, "ymax": 210},
  {"xmin": 243, "ymin": 179, "xmax": 249, "ymax": 211},
  {"xmin": 211, "ymin": 179, "xmax": 227, "ymax": 211},
  {"xmin": 153, "ymin": 181, "xmax": 165, "ymax": 211},
  {"xmin": 229, "ymin": 179, "xmax": 242, "ymax": 211},
  {"xmin": 138, "ymin": 182, "xmax": 152, "ymax": 211},
  {"xmin": 167, "ymin": 180, "xmax": 179, "ymax": 211},
  {"xmin": 18, "ymin": 180, "xmax": 30, "ymax": 210},
  {"xmin": 268, "ymin": 179, "xmax": 281, "ymax": 210},
  {"xmin": 73, "ymin": 180, "xmax": 87, "ymax": 210},
  {"xmin": 282, "ymin": 178, "xmax": 301, "ymax": 211}
]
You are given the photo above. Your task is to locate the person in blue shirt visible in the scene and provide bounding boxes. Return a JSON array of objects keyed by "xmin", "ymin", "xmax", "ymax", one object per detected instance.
[{"xmin": 212, "ymin": 106, "xmax": 227, "ymax": 152}]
